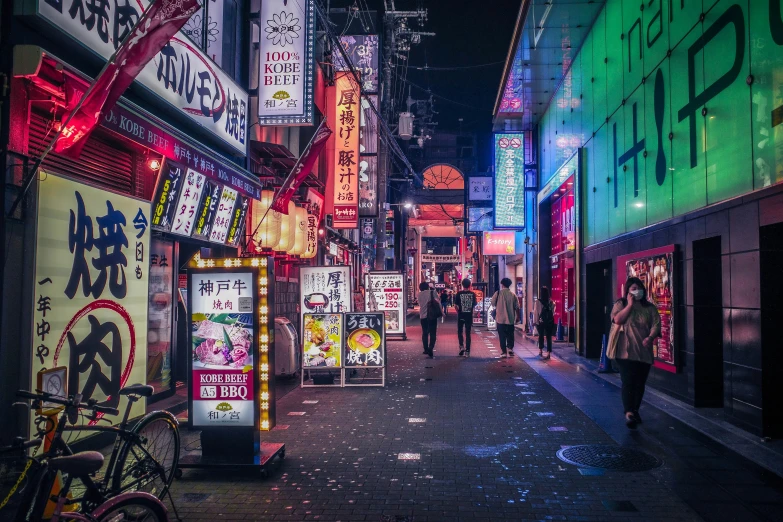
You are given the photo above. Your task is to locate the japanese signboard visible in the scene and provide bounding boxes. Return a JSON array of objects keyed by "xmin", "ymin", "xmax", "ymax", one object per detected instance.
[
  {"xmin": 34, "ymin": 0, "xmax": 249, "ymax": 154},
  {"xmin": 359, "ymin": 155, "xmax": 378, "ymax": 217},
  {"xmin": 330, "ymin": 72, "xmax": 360, "ymax": 229},
  {"xmin": 257, "ymin": 0, "xmax": 316, "ymax": 125},
  {"xmin": 192, "ymin": 181, "xmax": 221, "ymax": 241},
  {"xmin": 360, "ymin": 95, "xmax": 379, "ymax": 154},
  {"xmin": 618, "ymin": 246, "xmax": 677, "ymax": 373},
  {"xmin": 190, "ymin": 271, "xmax": 255, "ymax": 426},
  {"xmin": 469, "ymin": 177, "xmax": 493, "ymax": 201},
  {"xmin": 494, "ymin": 134, "xmax": 525, "ymax": 228},
  {"xmin": 482, "ymin": 231, "xmax": 523, "ymax": 255},
  {"xmin": 170, "ymin": 169, "xmax": 206, "ymax": 237},
  {"xmin": 150, "ymin": 160, "xmax": 185, "ymax": 232},
  {"xmin": 209, "ymin": 187, "xmax": 238, "ymax": 244},
  {"xmin": 302, "ymin": 313, "xmax": 343, "ymax": 368},
  {"xmin": 226, "ymin": 195, "xmax": 249, "ymax": 247},
  {"xmin": 365, "ymin": 272, "xmax": 405, "ymax": 336},
  {"xmin": 300, "ymin": 266, "xmax": 352, "ymax": 316},
  {"xmin": 468, "ymin": 207, "xmax": 493, "ymax": 233},
  {"xmin": 360, "ymin": 218, "xmax": 375, "ymax": 278},
  {"xmin": 344, "ymin": 313, "xmax": 384, "ymax": 367},
  {"xmin": 32, "ymin": 173, "xmax": 150, "ymax": 438},
  {"xmin": 420, "ymin": 254, "xmax": 461, "ymax": 263},
  {"xmin": 334, "ymin": 35, "xmax": 379, "ymax": 92}
]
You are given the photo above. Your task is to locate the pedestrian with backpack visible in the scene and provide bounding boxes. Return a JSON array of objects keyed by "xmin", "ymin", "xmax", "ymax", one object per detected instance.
[
  {"xmin": 535, "ymin": 286, "xmax": 556, "ymax": 359},
  {"xmin": 418, "ymin": 282, "xmax": 442, "ymax": 358},
  {"xmin": 491, "ymin": 278, "xmax": 520, "ymax": 357},
  {"xmin": 455, "ymin": 278, "xmax": 477, "ymax": 357}
]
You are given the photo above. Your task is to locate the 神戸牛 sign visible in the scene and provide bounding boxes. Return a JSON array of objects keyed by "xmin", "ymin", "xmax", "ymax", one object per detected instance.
[
  {"xmin": 334, "ymin": 35, "xmax": 379, "ymax": 92},
  {"xmin": 257, "ymin": 0, "xmax": 316, "ymax": 125},
  {"xmin": 494, "ymin": 134, "xmax": 525, "ymax": 228},
  {"xmin": 300, "ymin": 266, "xmax": 352, "ymax": 315},
  {"xmin": 302, "ymin": 313, "xmax": 343, "ymax": 368},
  {"xmin": 32, "ymin": 173, "xmax": 150, "ymax": 438},
  {"xmin": 34, "ymin": 0, "xmax": 248, "ymax": 154},
  {"xmin": 344, "ymin": 313, "xmax": 384, "ymax": 367},
  {"xmin": 190, "ymin": 271, "xmax": 256, "ymax": 426},
  {"xmin": 365, "ymin": 272, "xmax": 405, "ymax": 336},
  {"xmin": 330, "ymin": 72, "xmax": 360, "ymax": 229}
]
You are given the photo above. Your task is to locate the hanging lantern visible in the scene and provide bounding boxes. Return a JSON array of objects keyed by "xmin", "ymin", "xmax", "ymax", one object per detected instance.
[
  {"xmin": 288, "ymin": 206, "xmax": 309, "ymax": 256},
  {"xmin": 274, "ymin": 200, "xmax": 296, "ymax": 252},
  {"xmin": 300, "ymin": 209, "xmax": 319, "ymax": 259},
  {"xmin": 251, "ymin": 190, "xmax": 281, "ymax": 250}
]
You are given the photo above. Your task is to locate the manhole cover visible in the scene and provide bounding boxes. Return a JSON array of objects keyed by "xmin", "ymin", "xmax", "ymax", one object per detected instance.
[{"xmin": 556, "ymin": 445, "xmax": 662, "ymax": 472}]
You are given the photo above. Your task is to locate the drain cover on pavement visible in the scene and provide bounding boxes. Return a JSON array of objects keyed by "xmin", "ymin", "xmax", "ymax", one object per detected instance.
[{"xmin": 556, "ymin": 445, "xmax": 662, "ymax": 472}]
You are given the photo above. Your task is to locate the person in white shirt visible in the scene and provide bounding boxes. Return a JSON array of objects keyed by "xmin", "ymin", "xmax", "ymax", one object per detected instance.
[{"xmin": 418, "ymin": 282, "xmax": 438, "ymax": 358}]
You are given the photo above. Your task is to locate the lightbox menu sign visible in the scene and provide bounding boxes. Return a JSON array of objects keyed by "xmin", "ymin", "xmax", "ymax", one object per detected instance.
[
  {"xmin": 209, "ymin": 187, "xmax": 238, "ymax": 244},
  {"xmin": 190, "ymin": 271, "xmax": 255, "ymax": 426},
  {"xmin": 334, "ymin": 35, "xmax": 379, "ymax": 92},
  {"xmin": 494, "ymin": 134, "xmax": 525, "ymax": 228},
  {"xmin": 151, "ymin": 160, "xmax": 185, "ymax": 232},
  {"xmin": 469, "ymin": 177, "xmax": 493, "ymax": 201},
  {"xmin": 257, "ymin": 0, "xmax": 316, "ymax": 125},
  {"xmin": 34, "ymin": 0, "xmax": 248, "ymax": 154},
  {"xmin": 32, "ymin": 173, "xmax": 150, "ymax": 439},
  {"xmin": 170, "ymin": 169, "xmax": 206, "ymax": 237},
  {"xmin": 365, "ymin": 272, "xmax": 404, "ymax": 336},
  {"xmin": 344, "ymin": 313, "xmax": 384, "ymax": 367},
  {"xmin": 483, "ymin": 230, "xmax": 523, "ymax": 255},
  {"xmin": 331, "ymin": 72, "xmax": 360, "ymax": 229},
  {"xmin": 359, "ymin": 155, "xmax": 378, "ymax": 217},
  {"xmin": 300, "ymin": 266, "xmax": 352, "ymax": 316}
]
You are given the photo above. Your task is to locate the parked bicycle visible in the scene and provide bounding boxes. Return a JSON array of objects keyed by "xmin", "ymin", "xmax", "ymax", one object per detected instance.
[{"xmin": 2, "ymin": 386, "xmax": 180, "ymax": 520}]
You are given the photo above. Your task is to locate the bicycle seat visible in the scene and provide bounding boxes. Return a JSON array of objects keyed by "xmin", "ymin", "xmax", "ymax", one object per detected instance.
[
  {"xmin": 49, "ymin": 451, "xmax": 104, "ymax": 476},
  {"xmin": 119, "ymin": 384, "xmax": 154, "ymax": 397}
]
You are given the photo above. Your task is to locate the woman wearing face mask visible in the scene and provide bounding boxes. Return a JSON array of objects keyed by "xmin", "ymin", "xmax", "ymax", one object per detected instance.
[{"xmin": 609, "ymin": 277, "xmax": 661, "ymax": 429}]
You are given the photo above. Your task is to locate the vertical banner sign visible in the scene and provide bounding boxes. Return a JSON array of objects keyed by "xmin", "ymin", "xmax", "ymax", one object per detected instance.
[
  {"xmin": 190, "ymin": 271, "xmax": 255, "ymax": 426},
  {"xmin": 617, "ymin": 246, "xmax": 677, "ymax": 373},
  {"xmin": 334, "ymin": 35, "xmax": 380, "ymax": 92},
  {"xmin": 32, "ymin": 173, "xmax": 150, "ymax": 438},
  {"xmin": 494, "ymin": 134, "xmax": 525, "ymax": 228},
  {"xmin": 151, "ymin": 160, "xmax": 186, "ymax": 233},
  {"xmin": 344, "ymin": 313, "xmax": 384, "ymax": 367},
  {"xmin": 300, "ymin": 266, "xmax": 352, "ymax": 315},
  {"xmin": 331, "ymin": 72, "xmax": 360, "ymax": 228},
  {"xmin": 192, "ymin": 181, "xmax": 221, "ymax": 241},
  {"xmin": 360, "ymin": 95, "xmax": 379, "ymax": 154},
  {"xmin": 209, "ymin": 187, "xmax": 238, "ymax": 243},
  {"xmin": 302, "ymin": 313, "xmax": 343, "ymax": 368},
  {"xmin": 358, "ymin": 155, "xmax": 378, "ymax": 217},
  {"xmin": 227, "ymin": 195, "xmax": 249, "ymax": 247},
  {"xmin": 360, "ymin": 219, "xmax": 375, "ymax": 278},
  {"xmin": 365, "ymin": 272, "xmax": 405, "ymax": 336},
  {"xmin": 171, "ymin": 169, "xmax": 206, "ymax": 237},
  {"xmin": 257, "ymin": 0, "xmax": 316, "ymax": 125}
]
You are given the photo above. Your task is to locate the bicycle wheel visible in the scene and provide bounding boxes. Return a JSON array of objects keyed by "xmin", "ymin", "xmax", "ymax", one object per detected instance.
[
  {"xmin": 110, "ymin": 411, "xmax": 179, "ymax": 500},
  {"xmin": 94, "ymin": 495, "xmax": 168, "ymax": 522}
]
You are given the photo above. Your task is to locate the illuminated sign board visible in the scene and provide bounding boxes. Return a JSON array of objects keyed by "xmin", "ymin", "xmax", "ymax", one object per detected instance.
[
  {"xmin": 330, "ymin": 72, "xmax": 361, "ymax": 229},
  {"xmin": 365, "ymin": 271, "xmax": 405, "ymax": 336},
  {"xmin": 469, "ymin": 177, "xmax": 493, "ymax": 201},
  {"xmin": 494, "ymin": 134, "xmax": 525, "ymax": 228},
  {"xmin": 344, "ymin": 313, "xmax": 385, "ymax": 367},
  {"xmin": 209, "ymin": 187, "xmax": 238, "ymax": 244},
  {"xmin": 334, "ymin": 35, "xmax": 380, "ymax": 92},
  {"xmin": 468, "ymin": 207, "xmax": 493, "ymax": 233},
  {"xmin": 482, "ymin": 230, "xmax": 524, "ymax": 255},
  {"xmin": 170, "ymin": 169, "xmax": 206, "ymax": 237},
  {"xmin": 303, "ymin": 313, "xmax": 343, "ymax": 368}
]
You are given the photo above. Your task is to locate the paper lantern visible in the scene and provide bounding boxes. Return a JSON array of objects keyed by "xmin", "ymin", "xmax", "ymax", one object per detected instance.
[
  {"xmin": 251, "ymin": 190, "xmax": 281, "ymax": 249},
  {"xmin": 274, "ymin": 201, "xmax": 296, "ymax": 252},
  {"xmin": 300, "ymin": 210, "xmax": 319, "ymax": 259},
  {"xmin": 288, "ymin": 206, "xmax": 309, "ymax": 256}
]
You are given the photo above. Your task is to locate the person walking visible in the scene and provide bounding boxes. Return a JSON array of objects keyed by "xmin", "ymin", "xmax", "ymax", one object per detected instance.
[
  {"xmin": 455, "ymin": 278, "xmax": 477, "ymax": 357},
  {"xmin": 608, "ymin": 277, "xmax": 661, "ymax": 429},
  {"xmin": 418, "ymin": 282, "xmax": 439, "ymax": 358},
  {"xmin": 491, "ymin": 278, "xmax": 520, "ymax": 357},
  {"xmin": 534, "ymin": 287, "xmax": 556, "ymax": 359},
  {"xmin": 440, "ymin": 289, "xmax": 449, "ymax": 322}
]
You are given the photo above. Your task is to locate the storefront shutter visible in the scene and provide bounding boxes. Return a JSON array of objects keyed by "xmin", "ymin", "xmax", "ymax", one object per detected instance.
[{"xmin": 28, "ymin": 114, "xmax": 134, "ymax": 195}]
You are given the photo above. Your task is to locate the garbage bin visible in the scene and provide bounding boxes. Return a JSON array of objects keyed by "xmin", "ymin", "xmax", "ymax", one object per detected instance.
[{"xmin": 274, "ymin": 317, "xmax": 300, "ymax": 377}]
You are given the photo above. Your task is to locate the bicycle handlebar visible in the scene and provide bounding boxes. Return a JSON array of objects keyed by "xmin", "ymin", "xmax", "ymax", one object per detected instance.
[
  {"xmin": 0, "ymin": 437, "xmax": 42, "ymax": 453},
  {"xmin": 16, "ymin": 390, "xmax": 119, "ymax": 416}
]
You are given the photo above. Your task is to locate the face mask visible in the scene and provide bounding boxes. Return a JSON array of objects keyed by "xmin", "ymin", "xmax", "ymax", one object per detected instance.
[{"xmin": 630, "ymin": 289, "xmax": 644, "ymax": 300}]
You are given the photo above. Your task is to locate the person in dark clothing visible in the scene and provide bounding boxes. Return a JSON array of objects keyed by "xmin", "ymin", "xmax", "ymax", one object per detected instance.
[
  {"xmin": 418, "ymin": 282, "xmax": 438, "ymax": 357},
  {"xmin": 535, "ymin": 287, "xmax": 556, "ymax": 359},
  {"xmin": 455, "ymin": 278, "xmax": 477, "ymax": 357}
]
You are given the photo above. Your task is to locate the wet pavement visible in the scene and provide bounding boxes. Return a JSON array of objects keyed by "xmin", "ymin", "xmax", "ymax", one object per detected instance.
[{"xmin": 168, "ymin": 312, "xmax": 783, "ymax": 521}]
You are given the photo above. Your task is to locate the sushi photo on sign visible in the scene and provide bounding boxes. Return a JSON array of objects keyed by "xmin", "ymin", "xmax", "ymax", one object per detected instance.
[{"xmin": 344, "ymin": 313, "xmax": 384, "ymax": 367}]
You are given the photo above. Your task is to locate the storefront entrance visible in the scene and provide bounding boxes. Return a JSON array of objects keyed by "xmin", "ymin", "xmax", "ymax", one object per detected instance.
[{"xmin": 547, "ymin": 175, "xmax": 575, "ymax": 341}]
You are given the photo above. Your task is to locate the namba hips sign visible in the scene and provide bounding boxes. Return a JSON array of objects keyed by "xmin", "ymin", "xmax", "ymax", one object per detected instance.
[
  {"xmin": 257, "ymin": 0, "xmax": 316, "ymax": 125},
  {"xmin": 32, "ymin": 173, "xmax": 150, "ymax": 439},
  {"xmin": 494, "ymin": 134, "xmax": 525, "ymax": 228}
]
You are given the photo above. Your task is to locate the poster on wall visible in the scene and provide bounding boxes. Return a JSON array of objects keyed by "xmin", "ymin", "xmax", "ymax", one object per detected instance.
[
  {"xmin": 493, "ymin": 134, "xmax": 525, "ymax": 228},
  {"xmin": 365, "ymin": 272, "xmax": 405, "ymax": 336},
  {"xmin": 330, "ymin": 72, "xmax": 361, "ymax": 229},
  {"xmin": 189, "ymin": 271, "xmax": 256, "ymax": 426},
  {"xmin": 302, "ymin": 313, "xmax": 343, "ymax": 368},
  {"xmin": 617, "ymin": 246, "xmax": 677, "ymax": 373},
  {"xmin": 300, "ymin": 266, "xmax": 352, "ymax": 316},
  {"xmin": 32, "ymin": 172, "xmax": 150, "ymax": 438},
  {"xmin": 257, "ymin": 0, "xmax": 316, "ymax": 125},
  {"xmin": 344, "ymin": 313, "xmax": 384, "ymax": 367}
]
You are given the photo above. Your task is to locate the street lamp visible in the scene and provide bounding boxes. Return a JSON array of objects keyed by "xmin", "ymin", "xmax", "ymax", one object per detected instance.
[{"xmin": 403, "ymin": 202, "xmax": 413, "ymax": 209}]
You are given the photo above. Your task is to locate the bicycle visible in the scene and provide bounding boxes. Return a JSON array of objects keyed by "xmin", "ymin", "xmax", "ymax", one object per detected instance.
[
  {"xmin": 13, "ymin": 386, "xmax": 180, "ymax": 516},
  {"xmin": 1, "ymin": 429, "xmax": 169, "ymax": 521}
]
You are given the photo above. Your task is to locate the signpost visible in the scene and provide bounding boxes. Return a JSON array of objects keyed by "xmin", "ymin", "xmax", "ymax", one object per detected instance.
[{"xmin": 365, "ymin": 271, "xmax": 406, "ymax": 340}]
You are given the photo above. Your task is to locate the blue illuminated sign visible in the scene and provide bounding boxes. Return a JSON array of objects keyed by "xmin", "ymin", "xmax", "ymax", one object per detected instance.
[{"xmin": 494, "ymin": 134, "xmax": 525, "ymax": 228}]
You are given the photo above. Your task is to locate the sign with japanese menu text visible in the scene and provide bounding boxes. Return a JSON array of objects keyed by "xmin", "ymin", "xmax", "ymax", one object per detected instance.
[
  {"xmin": 209, "ymin": 187, "xmax": 238, "ymax": 244},
  {"xmin": 32, "ymin": 173, "xmax": 150, "ymax": 439},
  {"xmin": 334, "ymin": 35, "xmax": 379, "ymax": 92},
  {"xmin": 257, "ymin": 0, "xmax": 316, "ymax": 125},
  {"xmin": 302, "ymin": 313, "xmax": 343, "ymax": 368},
  {"xmin": 330, "ymin": 72, "xmax": 360, "ymax": 229},
  {"xmin": 192, "ymin": 181, "xmax": 221, "ymax": 241},
  {"xmin": 344, "ymin": 313, "xmax": 384, "ymax": 367},
  {"xmin": 33, "ymin": 0, "xmax": 249, "ymax": 154},
  {"xmin": 150, "ymin": 160, "xmax": 185, "ymax": 233},
  {"xmin": 170, "ymin": 169, "xmax": 206, "ymax": 237},
  {"xmin": 494, "ymin": 134, "xmax": 525, "ymax": 228},
  {"xmin": 300, "ymin": 266, "xmax": 352, "ymax": 317},
  {"xmin": 365, "ymin": 272, "xmax": 405, "ymax": 336},
  {"xmin": 226, "ymin": 195, "xmax": 249, "ymax": 247},
  {"xmin": 190, "ymin": 271, "xmax": 256, "ymax": 426}
]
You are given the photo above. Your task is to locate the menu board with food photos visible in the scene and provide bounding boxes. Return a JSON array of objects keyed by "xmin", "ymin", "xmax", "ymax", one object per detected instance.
[
  {"xmin": 302, "ymin": 313, "xmax": 343, "ymax": 368},
  {"xmin": 618, "ymin": 245, "xmax": 677, "ymax": 373},
  {"xmin": 344, "ymin": 313, "xmax": 384, "ymax": 368},
  {"xmin": 209, "ymin": 187, "xmax": 238, "ymax": 244},
  {"xmin": 365, "ymin": 271, "xmax": 405, "ymax": 337}
]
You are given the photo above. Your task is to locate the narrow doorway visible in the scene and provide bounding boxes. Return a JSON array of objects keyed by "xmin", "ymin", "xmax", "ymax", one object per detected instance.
[
  {"xmin": 692, "ymin": 237, "xmax": 723, "ymax": 408},
  {"xmin": 760, "ymin": 222, "xmax": 783, "ymax": 437},
  {"xmin": 585, "ymin": 260, "xmax": 612, "ymax": 359}
]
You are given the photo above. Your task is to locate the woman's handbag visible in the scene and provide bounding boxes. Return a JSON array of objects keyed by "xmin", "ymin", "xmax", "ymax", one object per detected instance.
[
  {"xmin": 605, "ymin": 321, "xmax": 626, "ymax": 359},
  {"xmin": 428, "ymin": 289, "xmax": 443, "ymax": 320}
]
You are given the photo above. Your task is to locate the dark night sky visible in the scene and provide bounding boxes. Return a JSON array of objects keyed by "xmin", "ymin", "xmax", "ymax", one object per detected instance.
[{"xmin": 330, "ymin": 0, "xmax": 522, "ymax": 170}]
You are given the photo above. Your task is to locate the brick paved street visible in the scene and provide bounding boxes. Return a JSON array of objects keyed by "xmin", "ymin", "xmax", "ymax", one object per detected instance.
[{"xmin": 170, "ymin": 313, "xmax": 718, "ymax": 521}]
